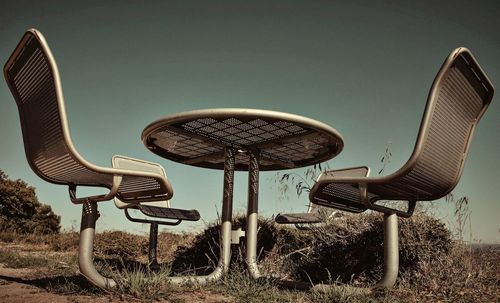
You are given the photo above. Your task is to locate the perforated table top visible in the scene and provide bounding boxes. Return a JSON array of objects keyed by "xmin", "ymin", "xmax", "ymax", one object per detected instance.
[{"xmin": 142, "ymin": 109, "xmax": 344, "ymax": 171}]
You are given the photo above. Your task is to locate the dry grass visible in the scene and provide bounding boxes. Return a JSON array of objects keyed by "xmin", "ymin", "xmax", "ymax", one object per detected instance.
[
  {"xmin": 389, "ymin": 244, "xmax": 500, "ymax": 302},
  {"xmin": 0, "ymin": 213, "xmax": 498, "ymax": 302},
  {"xmin": 0, "ymin": 249, "xmax": 51, "ymax": 268},
  {"xmin": 171, "ymin": 213, "xmax": 454, "ymax": 286}
]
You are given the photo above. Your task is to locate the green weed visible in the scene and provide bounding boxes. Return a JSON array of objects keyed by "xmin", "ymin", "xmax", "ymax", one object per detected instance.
[{"xmin": 0, "ymin": 249, "xmax": 50, "ymax": 268}]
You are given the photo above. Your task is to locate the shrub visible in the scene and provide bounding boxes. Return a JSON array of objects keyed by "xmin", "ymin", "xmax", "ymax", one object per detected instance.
[
  {"xmin": 170, "ymin": 216, "xmax": 287, "ymax": 274},
  {"xmin": 283, "ymin": 212, "xmax": 453, "ymax": 284},
  {"xmin": 170, "ymin": 212, "xmax": 453, "ymax": 285},
  {"xmin": 93, "ymin": 231, "xmax": 149, "ymax": 261},
  {"xmin": 49, "ymin": 231, "xmax": 80, "ymax": 251},
  {"xmin": 0, "ymin": 170, "xmax": 60, "ymax": 234}
]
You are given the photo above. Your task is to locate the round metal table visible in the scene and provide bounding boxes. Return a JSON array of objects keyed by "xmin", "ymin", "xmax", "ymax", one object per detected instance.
[{"xmin": 142, "ymin": 108, "xmax": 344, "ymax": 282}]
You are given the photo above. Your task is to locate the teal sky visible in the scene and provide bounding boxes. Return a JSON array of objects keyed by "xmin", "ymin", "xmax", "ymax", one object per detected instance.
[{"xmin": 1, "ymin": 1, "xmax": 498, "ymax": 243}]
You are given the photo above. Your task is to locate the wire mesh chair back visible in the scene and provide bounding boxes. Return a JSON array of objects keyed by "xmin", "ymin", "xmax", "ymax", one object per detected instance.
[
  {"xmin": 371, "ymin": 48, "xmax": 494, "ymax": 201},
  {"xmin": 310, "ymin": 48, "xmax": 494, "ymax": 217},
  {"xmin": 112, "ymin": 155, "xmax": 171, "ymax": 209},
  {"xmin": 4, "ymin": 29, "xmax": 113, "ymax": 187}
]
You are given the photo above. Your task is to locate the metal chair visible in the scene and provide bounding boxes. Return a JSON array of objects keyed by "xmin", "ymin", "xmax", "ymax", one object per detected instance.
[
  {"xmin": 310, "ymin": 47, "xmax": 494, "ymax": 292},
  {"xmin": 112, "ymin": 155, "xmax": 200, "ymax": 270},
  {"xmin": 3, "ymin": 29, "xmax": 196, "ymax": 288},
  {"xmin": 275, "ymin": 201, "xmax": 342, "ymax": 230},
  {"xmin": 275, "ymin": 167, "xmax": 368, "ymax": 228}
]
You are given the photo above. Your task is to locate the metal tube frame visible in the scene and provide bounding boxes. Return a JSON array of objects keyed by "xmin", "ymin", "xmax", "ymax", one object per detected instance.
[
  {"xmin": 124, "ymin": 208, "xmax": 182, "ymax": 226},
  {"xmin": 163, "ymin": 147, "xmax": 235, "ymax": 284},
  {"xmin": 78, "ymin": 149, "xmax": 397, "ymax": 290},
  {"xmin": 245, "ymin": 151, "xmax": 300, "ymax": 283},
  {"xmin": 372, "ymin": 212, "xmax": 399, "ymax": 290},
  {"xmin": 149, "ymin": 222, "xmax": 160, "ymax": 271},
  {"xmin": 77, "ymin": 148, "xmax": 235, "ymax": 288},
  {"xmin": 79, "ymin": 201, "xmax": 116, "ymax": 288},
  {"xmin": 245, "ymin": 151, "xmax": 309, "ymax": 287},
  {"xmin": 246, "ymin": 151, "xmax": 261, "ymax": 279},
  {"xmin": 312, "ymin": 212, "xmax": 399, "ymax": 293},
  {"xmin": 126, "ymin": 208, "xmax": 181, "ymax": 271}
]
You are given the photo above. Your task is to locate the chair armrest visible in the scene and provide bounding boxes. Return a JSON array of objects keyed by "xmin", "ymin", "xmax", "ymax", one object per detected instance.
[{"xmin": 315, "ymin": 167, "xmax": 416, "ymax": 217}]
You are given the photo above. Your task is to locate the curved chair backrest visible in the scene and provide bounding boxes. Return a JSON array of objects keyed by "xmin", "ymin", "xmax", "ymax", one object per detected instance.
[
  {"xmin": 3, "ymin": 29, "xmax": 113, "ymax": 187},
  {"xmin": 373, "ymin": 48, "xmax": 494, "ymax": 201},
  {"xmin": 4, "ymin": 29, "xmax": 172, "ymax": 204},
  {"xmin": 112, "ymin": 155, "xmax": 171, "ymax": 209}
]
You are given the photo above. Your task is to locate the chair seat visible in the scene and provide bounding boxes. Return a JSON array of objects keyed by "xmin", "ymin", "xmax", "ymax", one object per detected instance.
[
  {"xmin": 311, "ymin": 183, "xmax": 369, "ymax": 213},
  {"xmin": 275, "ymin": 212, "xmax": 323, "ymax": 224},
  {"xmin": 138, "ymin": 204, "xmax": 200, "ymax": 221}
]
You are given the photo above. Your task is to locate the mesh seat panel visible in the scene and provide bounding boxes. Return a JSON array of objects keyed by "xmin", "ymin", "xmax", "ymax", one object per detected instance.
[
  {"xmin": 138, "ymin": 205, "xmax": 200, "ymax": 221},
  {"xmin": 310, "ymin": 167, "xmax": 371, "ymax": 213},
  {"xmin": 275, "ymin": 212, "xmax": 323, "ymax": 224},
  {"xmin": 313, "ymin": 183, "xmax": 371, "ymax": 213}
]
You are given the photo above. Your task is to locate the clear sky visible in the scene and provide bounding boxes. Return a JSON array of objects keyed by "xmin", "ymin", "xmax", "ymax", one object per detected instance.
[{"xmin": 1, "ymin": 1, "xmax": 498, "ymax": 243}]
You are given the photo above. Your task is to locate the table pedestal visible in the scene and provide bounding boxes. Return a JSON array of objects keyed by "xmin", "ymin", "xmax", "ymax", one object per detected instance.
[
  {"xmin": 246, "ymin": 151, "xmax": 261, "ymax": 278},
  {"xmin": 164, "ymin": 148, "xmax": 235, "ymax": 285}
]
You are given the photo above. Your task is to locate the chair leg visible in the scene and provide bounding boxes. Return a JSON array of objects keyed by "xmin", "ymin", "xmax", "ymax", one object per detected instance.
[
  {"xmin": 148, "ymin": 222, "xmax": 160, "ymax": 271},
  {"xmin": 373, "ymin": 212, "xmax": 399, "ymax": 290},
  {"xmin": 313, "ymin": 212, "xmax": 399, "ymax": 293},
  {"xmin": 79, "ymin": 201, "xmax": 116, "ymax": 288}
]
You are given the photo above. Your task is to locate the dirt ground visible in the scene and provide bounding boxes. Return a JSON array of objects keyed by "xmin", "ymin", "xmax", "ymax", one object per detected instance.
[
  {"xmin": 0, "ymin": 265, "xmax": 109, "ymax": 303},
  {"xmin": 0, "ymin": 266, "xmax": 232, "ymax": 303},
  {"xmin": 0, "ymin": 281, "xmax": 230, "ymax": 303},
  {"xmin": 0, "ymin": 281, "xmax": 108, "ymax": 303},
  {"xmin": 0, "ymin": 242, "xmax": 232, "ymax": 303},
  {"xmin": 0, "ymin": 272, "xmax": 232, "ymax": 303}
]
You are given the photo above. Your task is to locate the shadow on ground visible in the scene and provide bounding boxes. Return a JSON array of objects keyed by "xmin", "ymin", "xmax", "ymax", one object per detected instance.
[{"xmin": 0, "ymin": 274, "xmax": 94, "ymax": 292}]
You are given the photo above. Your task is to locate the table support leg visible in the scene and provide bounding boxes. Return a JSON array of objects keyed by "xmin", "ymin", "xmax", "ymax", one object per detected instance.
[
  {"xmin": 218, "ymin": 147, "xmax": 235, "ymax": 274},
  {"xmin": 246, "ymin": 151, "xmax": 261, "ymax": 279},
  {"xmin": 246, "ymin": 152, "xmax": 295, "ymax": 285},
  {"xmin": 165, "ymin": 147, "xmax": 235, "ymax": 285}
]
